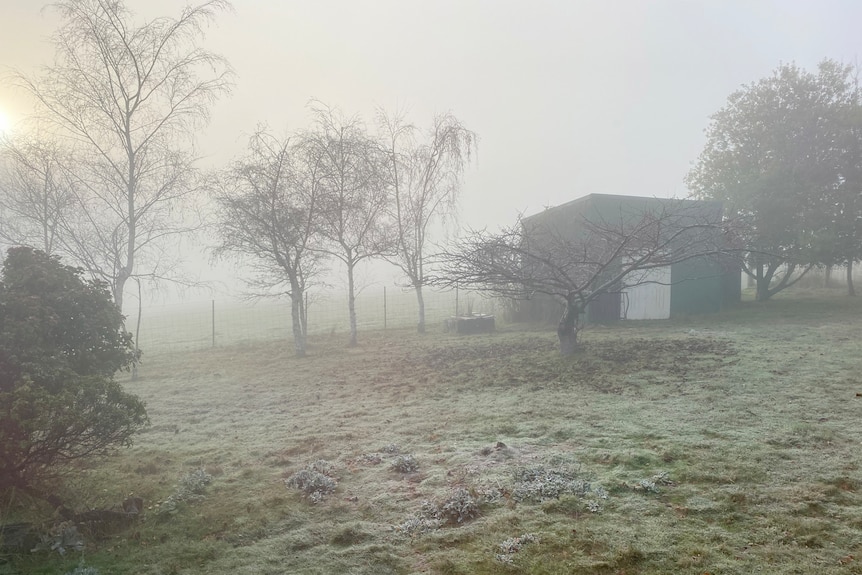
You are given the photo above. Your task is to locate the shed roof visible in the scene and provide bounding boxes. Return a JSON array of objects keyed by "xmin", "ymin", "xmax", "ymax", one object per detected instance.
[{"xmin": 522, "ymin": 193, "xmax": 722, "ymax": 227}]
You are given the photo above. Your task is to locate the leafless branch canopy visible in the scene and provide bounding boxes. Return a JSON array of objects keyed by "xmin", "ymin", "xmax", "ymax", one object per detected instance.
[
  {"xmin": 305, "ymin": 102, "xmax": 391, "ymax": 267},
  {"xmin": 377, "ymin": 110, "xmax": 477, "ymax": 289},
  {"xmin": 13, "ymin": 0, "xmax": 233, "ymax": 310},
  {"xmin": 212, "ymin": 129, "xmax": 325, "ymax": 300},
  {"xmin": 0, "ymin": 134, "xmax": 76, "ymax": 254},
  {"xmin": 433, "ymin": 198, "xmax": 738, "ymax": 310}
]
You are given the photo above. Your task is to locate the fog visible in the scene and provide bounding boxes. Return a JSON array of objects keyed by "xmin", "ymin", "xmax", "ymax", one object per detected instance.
[{"xmin": 1, "ymin": 0, "xmax": 860, "ymax": 305}]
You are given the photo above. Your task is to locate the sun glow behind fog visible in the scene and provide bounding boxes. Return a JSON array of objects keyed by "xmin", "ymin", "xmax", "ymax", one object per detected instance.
[{"xmin": 0, "ymin": 106, "xmax": 12, "ymax": 136}]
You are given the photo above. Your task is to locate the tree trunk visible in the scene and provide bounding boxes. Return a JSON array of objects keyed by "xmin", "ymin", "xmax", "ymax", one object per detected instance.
[
  {"xmin": 557, "ymin": 298, "xmax": 580, "ymax": 356},
  {"xmin": 755, "ymin": 263, "xmax": 772, "ymax": 301},
  {"xmin": 755, "ymin": 279, "xmax": 771, "ymax": 301},
  {"xmin": 290, "ymin": 287, "xmax": 306, "ymax": 357},
  {"xmin": 347, "ymin": 262, "xmax": 358, "ymax": 346},
  {"xmin": 848, "ymin": 261, "xmax": 856, "ymax": 296},
  {"xmin": 825, "ymin": 265, "xmax": 833, "ymax": 288},
  {"xmin": 131, "ymin": 278, "xmax": 142, "ymax": 381},
  {"xmin": 415, "ymin": 285, "xmax": 426, "ymax": 334},
  {"xmin": 113, "ymin": 272, "xmax": 129, "ymax": 313},
  {"xmin": 300, "ymin": 291, "xmax": 308, "ymax": 337}
]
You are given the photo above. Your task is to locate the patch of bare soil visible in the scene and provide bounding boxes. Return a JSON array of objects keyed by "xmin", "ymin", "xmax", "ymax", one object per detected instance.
[{"xmin": 398, "ymin": 335, "xmax": 737, "ymax": 393}]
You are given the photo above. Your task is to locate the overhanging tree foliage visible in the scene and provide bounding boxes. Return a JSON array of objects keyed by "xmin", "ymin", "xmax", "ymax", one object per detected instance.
[
  {"xmin": 435, "ymin": 198, "xmax": 736, "ymax": 355},
  {"xmin": 687, "ymin": 59, "xmax": 861, "ymax": 299},
  {"xmin": 816, "ymin": 65, "xmax": 862, "ymax": 295},
  {"xmin": 0, "ymin": 247, "xmax": 147, "ymax": 499}
]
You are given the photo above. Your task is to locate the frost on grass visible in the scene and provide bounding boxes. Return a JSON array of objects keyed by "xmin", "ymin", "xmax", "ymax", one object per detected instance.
[
  {"xmin": 512, "ymin": 465, "xmax": 588, "ymax": 501},
  {"xmin": 396, "ymin": 514, "xmax": 442, "ymax": 537},
  {"xmin": 157, "ymin": 468, "xmax": 213, "ymax": 516},
  {"xmin": 438, "ymin": 487, "xmax": 480, "ymax": 524},
  {"xmin": 475, "ymin": 484, "xmax": 505, "ymax": 504},
  {"xmin": 64, "ymin": 567, "xmax": 100, "ymax": 575},
  {"xmin": 634, "ymin": 471, "xmax": 672, "ymax": 494},
  {"xmin": 31, "ymin": 522, "xmax": 84, "ymax": 555},
  {"xmin": 285, "ymin": 459, "xmax": 337, "ymax": 503},
  {"xmin": 356, "ymin": 453, "xmax": 383, "ymax": 465},
  {"xmin": 391, "ymin": 454, "xmax": 419, "ymax": 473},
  {"xmin": 512, "ymin": 464, "xmax": 607, "ymax": 511},
  {"xmin": 396, "ymin": 488, "xmax": 481, "ymax": 536},
  {"xmin": 495, "ymin": 533, "xmax": 539, "ymax": 565}
]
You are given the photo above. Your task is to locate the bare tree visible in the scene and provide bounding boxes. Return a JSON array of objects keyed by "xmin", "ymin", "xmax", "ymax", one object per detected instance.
[
  {"xmin": 0, "ymin": 134, "xmax": 75, "ymax": 254},
  {"xmin": 434, "ymin": 198, "xmax": 737, "ymax": 355},
  {"xmin": 305, "ymin": 103, "xmax": 390, "ymax": 346},
  {"xmin": 212, "ymin": 130, "xmax": 325, "ymax": 357},
  {"xmin": 378, "ymin": 110, "xmax": 476, "ymax": 333},
  {"xmin": 16, "ymin": 0, "xmax": 232, "ymax": 312}
]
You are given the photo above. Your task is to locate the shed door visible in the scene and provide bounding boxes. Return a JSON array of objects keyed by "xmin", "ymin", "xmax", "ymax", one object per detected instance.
[{"xmin": 621, "ymin": 266, "xmax": 671, "ymax": 320}]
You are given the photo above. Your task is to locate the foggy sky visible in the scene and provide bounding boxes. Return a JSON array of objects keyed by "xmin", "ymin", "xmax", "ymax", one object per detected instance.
[{"xmin": 1, "ymin": 1, "xmax": 860, "ymax": 301}]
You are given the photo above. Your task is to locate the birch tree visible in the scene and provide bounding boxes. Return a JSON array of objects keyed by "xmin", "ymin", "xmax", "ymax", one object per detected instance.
[
  {"xmin": 306, "ymin": 104, "xmax": 390, "ymax": 346},
  {"xmin": 0, "ymin": 134, "xmax": 75, "ymax": 254},
  {"xmin": 16, "ymin": 0, "xmax": 232, "ymax": 312},
  {"xmin": 378, "ymin": 111, "xmax": 476, "ymax": 333}
]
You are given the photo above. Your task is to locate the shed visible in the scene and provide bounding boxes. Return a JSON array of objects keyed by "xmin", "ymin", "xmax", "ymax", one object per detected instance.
[{"xmin": 520, "ymin": 193, "xmax": 740, "ymax": 323}]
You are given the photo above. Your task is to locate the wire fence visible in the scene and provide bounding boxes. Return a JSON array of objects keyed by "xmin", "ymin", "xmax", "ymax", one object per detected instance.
[{"xmin": 126, "ymin": 287, "xmax": 502, "ymax": 356}]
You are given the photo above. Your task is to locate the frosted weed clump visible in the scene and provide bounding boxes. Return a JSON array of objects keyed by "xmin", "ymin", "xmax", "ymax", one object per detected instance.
[
  {"xmin": 511, "ymin": 463, "xmax": 608, "ymax": 512},
  {"xmin": 64, "ymin": 567, "xmax": 100, "ymax": 575},
  {"xmin": 158, "ymin": 468, "xmax": 213, "ymax": 516},
  {"xmin": 391, "ymin": 454, "xmax": 419, "ymax": 473},
  {"xmin": 634, "ymin": 472, "xmax": 672, "ymax": 494},
  {"xmin": 32, "ymin": 522, "xmax": 84, "ymax": 555},
  {"xmin": 512, "ymin": 465, "xmax": 590, "ymax": 502},
  {"xmin": 438, "ymin": 487, "xmax": 480, "ymax": 524},
  {"xmin": 395, "ymin": 487, "xmax": 481, "ymax": 536},
  {"xmin": 395, "ymin": 514, "xmax": 442, "ymax": 537},
  {"xmin": 495, "ymin": 533, "xmax": 539, "ymax": 565},
  {"xmin": 285, "ymin": 459, "xmax": 337, "ymax": 503}
]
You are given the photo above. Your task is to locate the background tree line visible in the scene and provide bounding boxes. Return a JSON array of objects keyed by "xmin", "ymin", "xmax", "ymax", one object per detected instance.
[
  {"xmin": 0, "ymin": 0, "xmax": 477, "ymax": 502},
  {"xmin": 0, "ymin": 0, "xmax": 858, "ymax": 363},
  {"xmin": 0, "ymin": 0, "xmax": 476, "ymax": 358},
  {"xmin": 687, "ymin": 59, "xmax": 862, "ymax": 299},
  {"xmin": 211, "ymin": 105, "xmax": 475, "ymax": 356}
]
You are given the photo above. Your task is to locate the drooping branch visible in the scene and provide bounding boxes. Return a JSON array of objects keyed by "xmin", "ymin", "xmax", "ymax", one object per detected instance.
[{"xmin": 377, "ymin": 109, "xmax": 476, "ymax": 333}]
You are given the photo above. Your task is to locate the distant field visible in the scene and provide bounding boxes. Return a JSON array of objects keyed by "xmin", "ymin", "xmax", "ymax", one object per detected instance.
[
  {"xmin": 7, "ymin": 288, "xmax": 862, "ymax": 574},
  {"xmin": 127, "ymin": 287, "xmax": 500, "ymax": 355}
]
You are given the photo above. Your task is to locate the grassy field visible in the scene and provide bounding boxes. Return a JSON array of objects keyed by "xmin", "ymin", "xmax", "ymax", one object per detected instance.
[
  {"xmin": 4, "ymin": 288, "xmax": 862, "ymax": 574},
  {"xmin": 127, "ymin": 288, "xmax": 497, "ymax": 355}
]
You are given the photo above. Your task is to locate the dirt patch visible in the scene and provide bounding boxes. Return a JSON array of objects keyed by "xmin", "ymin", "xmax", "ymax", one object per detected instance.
[{"xmin": 403, "ymin": 334, "xmax": 737, "ymax": 393}]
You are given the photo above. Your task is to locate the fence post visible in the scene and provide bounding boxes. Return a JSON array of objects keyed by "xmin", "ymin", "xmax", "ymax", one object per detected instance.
[
  {"xmin": 384, "ymin": 286, "xmax": 387, "ymax": 330},
  {"xmin": 212, "ymin": 300, "xmax": 215, "ymax": 348}
]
